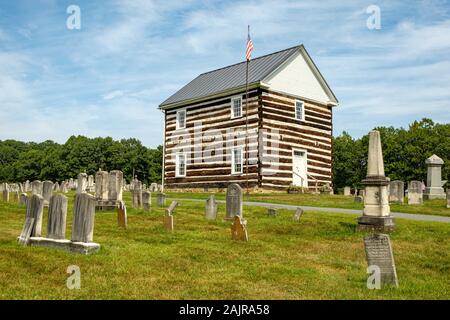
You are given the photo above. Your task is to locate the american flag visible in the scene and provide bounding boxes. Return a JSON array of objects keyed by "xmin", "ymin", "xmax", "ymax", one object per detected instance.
[{"xmin": 246, "ymin": 26, "xmax": 253, "ymax": 61}]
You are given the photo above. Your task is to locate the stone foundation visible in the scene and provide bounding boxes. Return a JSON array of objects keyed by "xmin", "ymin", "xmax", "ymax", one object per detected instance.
[
  {"xmin": 357, "ymin": 216, "xmax": 395, "ymax": 232},
  {"xmin": 27, "ymin": 237, "xmax": 100, "ymax": 255}
]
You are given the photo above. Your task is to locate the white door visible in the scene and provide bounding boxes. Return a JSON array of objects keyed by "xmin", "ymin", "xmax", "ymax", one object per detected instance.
[{"xmin": 292, "ymin": 150, "xmax": 308, "ymax": 187}]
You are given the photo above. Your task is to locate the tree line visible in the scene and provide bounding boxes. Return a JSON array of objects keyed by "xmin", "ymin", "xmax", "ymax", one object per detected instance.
[
  {"xmin": 0, "ymin": 118, "xmax": 448, "ymax": 190},
  {"xmin": 0, "ymin": 136, "xmax": 162, "ymax": 185},
  {"xmin": 332, "ymin": 118, "xmax": 449, "ymax": 190}
]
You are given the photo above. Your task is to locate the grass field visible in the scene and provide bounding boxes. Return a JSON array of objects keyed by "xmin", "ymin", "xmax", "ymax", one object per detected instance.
[
  {"xmin": 166, "ymin": 192, "xmax": 450, "ymax": 217},
  {"xmin": 0, "ymin": 191, "xmax": 449, "ymax": 299}
]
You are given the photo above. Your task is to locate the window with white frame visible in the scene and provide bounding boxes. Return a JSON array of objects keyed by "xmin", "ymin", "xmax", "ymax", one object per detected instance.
[
  {"xmin": 176, "ymin": 109, "xmax": 186, "ymax": 129},
  {"xmin": 176, "ymin": 152, "xmax": 186, "ymax": 177},
  {"xmin": 231, "ymin": 147, "xmax": 243, "ymax": 175},
  {"xmin": 295, "ymin": 100, "xmax": 305, "ymax": 121},
  {"xmin": 231, "ymin": 96, "xmax": 242, "ymax": 118}
]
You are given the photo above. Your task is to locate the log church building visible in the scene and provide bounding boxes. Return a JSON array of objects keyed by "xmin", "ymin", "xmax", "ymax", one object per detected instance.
[{"xmin": 159, "ymin": 44, "xmax": 338, "ymax": 191}]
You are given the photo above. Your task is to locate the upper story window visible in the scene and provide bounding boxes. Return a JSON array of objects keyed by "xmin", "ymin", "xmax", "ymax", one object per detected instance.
[
  {"xmin": 176, "ymin": 152, "xmax": 186, "ymax": 177},
  {"xmin": 231, "ymin": 96, "xmax": 242, "ymax": 119},
  {"xmin": 295, "ymin": 100, "xmax": 305, "ymax": 121},
  {"xmin": 231, "ymin": 147, "xmax": 243, "ymax": 175},
  {"xmin": 176, "ymin": 109, "xmax": 186, "ymax": 129}
]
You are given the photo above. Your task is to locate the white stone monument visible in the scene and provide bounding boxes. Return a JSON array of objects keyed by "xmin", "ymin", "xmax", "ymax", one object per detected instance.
[{"xmin": 424, "ymin": 154, "xmax": 446, "ymax": 200}]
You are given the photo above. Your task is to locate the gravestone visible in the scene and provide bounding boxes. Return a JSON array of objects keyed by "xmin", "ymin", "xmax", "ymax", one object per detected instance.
[
  {"xmin": 231, "ymin": 216, "xmax": 248, "ymax": 241},
  {"xmin": 12, "ymin": 191, "xmax": 19, "ymax": 203},
  {"xmin": 344, "ymin": 186, "xmax": 351, "ymax": 196},
  {"xmin": 389, "ymin": 180, "xmax": 404, "ymax": 204},
  {"xmin": 354, "ymin": 196, "xmax": 363, "ymax": 203},
  {"xmin": 447, "ymin": 190, "xmax": 450, "ymax": 209},
  {"xmin": 47, "ymin": 194, "xmax": 68, "ymax": 240},
  {"xmin": 53, "ymin": 182, "xmax": 60, "ymax": 192},
  {"xmin": 117, "ymin": 201, "xmax": 127, "ymax": 228},
  {"xmin": 357, "ymin": 130, "xmax": 394, "ymax": 232},
  {"xmin": 24, "ymin": 180, "xmax": 30, "ymax": 192},
  {"xmin": 267, "ymin": 208, "xmax": 277, "ymax": 217},
  {"xmin": 95, "ymin": 170, "xmax": 109, "ymax": 200},
  {"xmin": 2, "ymin": 189, "xmax": 9, "ymax": 202},
  {"xmin": 163, "ymin": 201, "xmax": 178, "ymax": 231},
  {"xmin": 132, "ymin": 180, "xmax": 143, "ymax": 209},
  {"xmin": 150, "ymin": 183, "xmax": 158, "ymax": 192},
  {"xmin": 87, "ymin": 175, "xmax": 95, "ymax": 191},
  {"xmin": 293, "ymin": 207, "xmax": 303, "ymax": 221},
  {"xmin": 363, "ymin": 233, "xmax": 398, "ymax": 288},
  {"xmin": 157, "ymin": 193, "xmax": 166, "ymax": 207},
  {"xmin": 424, "ymin": 154, "xmax": 446, "ymax": 199},
  {"xmin": 18, "ymin": 217, "xmax": 35, "ymax": 246},
  {"xmin": 31, "ymin": 180, "xmax": 43, "ymax": 196},
  {"xmin": 72, "ymin": 193, "xmax": 96, "ymax": 243},
  {"xmin": 26, "ymin": 194, "xmax": 44, "ymax": 237},
  {"xmin": 142, "ymin": 191, "xmax": 151, "ymax": 210},
  {"xmin": 42, "ymin": 180, "xmax": 54, "ymax": 206},
  {"xmin": 77, "ymin": 173, "xmax": 88, "ymax": 194},
  {"xmin": 108, "ymin": 170, "xmax": 123, "ymax": 202},
  {"xmin": 407, "ymin": 181, "xmax": 423, "ymax": 205},
  {"xmin": 19, "ymin": 193, "xmax": 28, "ymax": 206},
  {"xmin": 226, "ymin": 183, "xmax": 243, "ymax": 220},
  {"xmin": 205, "ymin": 195, "xmax": 218, "ymax": 220}
]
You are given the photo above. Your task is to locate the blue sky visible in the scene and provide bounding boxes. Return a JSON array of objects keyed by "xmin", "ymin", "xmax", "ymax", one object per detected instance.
[{"xmin": 0, "ymin": 0, "xmax": 449, "ymax": 148}]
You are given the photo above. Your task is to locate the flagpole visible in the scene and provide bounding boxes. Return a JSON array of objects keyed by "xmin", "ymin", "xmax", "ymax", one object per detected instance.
[{"xmin": 245, "ymin": 25, "xmax": 250, "ymax": 198}]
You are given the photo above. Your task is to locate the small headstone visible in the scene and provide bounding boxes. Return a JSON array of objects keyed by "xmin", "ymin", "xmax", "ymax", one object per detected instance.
[
  {"xmin": 108, "ymin": 170, "xmax": 123, "ymax": 202},
  {"xmin": 267, "ymin": 208, "xmax": 277, "ymax": 217},
  {"xmin": 47, "ymin": 194, "xmax": 68, "ymax": 240},
  {"xmin": 205, "ymin": 195, "xmax": 218, "ymax": 220},
  {"xmin": 166, "ymin": 201, "xmax": 179, "ymax": 215},
  {"xmin": 77, "ymin": 173, "xmax": 88, "ymax": 194},
  {"xmin": 117, "ymin": 201, "xmax": 127, "ymax": 228},
  {"xmin": 407, "ymin": 181, "xmax": 423, "ymax": 205},
  {"xmin": 226, "ymin": 183, "xmax": 243, "ymax": 220},
  {"xmin": 157, "ymin": 193, "xmax": 166, "ymax": 207},
  {"xmin": 344, "ymin": 186, "xmax": 351, "ymax": 196},
  {"xmin": 293, "ymin": 207, "xmax": 303, "ymax": 221},
  {"xmin": 163, "ymin": 201, "xmax": 178, "ymax": 231},
  {"xmin": 142, "ymin": 191, "xmax": 151, "ymax": 210},
  {"xmin": 364, "ymin": 233, "xmax": 398, "ymax": 288},
  {"xmin": 2, "ymin": 189, "xmax": 9, "ymax": 202},
  {"xmin": 95, "ymin": 170, "xmax": 109, "ymax": 200},
  {"xmin": 389, "ymin": 180, "xmax": 404, "ymax": 204},
  {"xmin": 53, "ymin": 182, "xmax": 60, "ymax": 192},
  {"xmin": 26, "ymin": 194, "xmax": 44, "ymax": 237},
  {"xmin": 150, "ymin": 183, "xmax": 158, "ymax": 192},
  {"xmin": 19, "ymin": 193, "xmax": 28, "ymax": 206},
  {"xmin": 132, "ymin": 181, "xmax": 143, "ymax": 209},
  {"xmin": 72, "ymin": 193, "xmax": 96, "ymax": 243},
  {"xmin": 231, "ymin": 216, "xmax": 248, "ymax": 242}
]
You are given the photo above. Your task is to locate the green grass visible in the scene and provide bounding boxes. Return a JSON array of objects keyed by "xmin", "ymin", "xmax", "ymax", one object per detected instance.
[
  {"xmin": 166, "ymin": 192, "xmax": 450, "ymax": 217},
  {"xmin": 0, "ymin": 191, "xmax": 449, "ymax": 299}
]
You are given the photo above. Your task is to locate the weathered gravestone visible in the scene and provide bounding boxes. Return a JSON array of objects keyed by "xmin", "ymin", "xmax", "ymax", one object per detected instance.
[
  {"xmin": 226, "ymin": 183, "xmax": 243, "ymax": 220},
  {"xmin": 231, "ymin": 216, "xmax": 248, "ymax": 241},
  {"xmin": 424, "ymin": 154, "xmax": 446, "ymax": 200},
  {"xmin": 163, "ymin": 201, "xmax": 178, "ymax": 231},
  {"xmin": 108, "ymin": 170, "xmax": 123, "ymax": 202},
  {"xmin": 117, "ymin": 201, "xmax": 127, "ymax": 228},
  {"xmin": 389, "ymin": 180, "xmax": 404, "ymax": 204},
  {"xmin": 293, "ymin": 207, "xmax": 304, "ymax": 221},
  {"xmin": 364, "ymin": 233, "xmax": 398, "ymax": 288},
  {"xmin": 77, "ymin": 173, "xmax": 88, "ymax": 194},
  {"xmin": 24, "ymin": 180, "xmax": 30, "ymax": 192},
  {"xmin": 53, "ymin": 182, "xmax": 60, "ymax": 192},
  {"xmin": 31, "ymin": 180, "xmax": 43, "ymax": 196},
  {"xmin": 344, "ymin": 186, "xmax": 351, "ymax": 196},
  {"xmin": 72, "ymin": 193, "xmax": 96, "ymax": 243},
  {"xmin": 157, "ymin": 193, "xmax": 166, "ymax": 207},
  {"xmin": 267, "ymin": 208, "xmax": 277, "ymax": 217},
  {"xmin": 42, "ymin": 181, "xmax": 54, "ymax": 206},
  {"xmin": 26, "ymin": 194, "xmax": 44, "ymax": 237},
  {"xmin": 205, "ymin": 195, "xmax": 218, "ymax": 220},
  {"xmin": 95, "ymin": 170, "xmax": 109, "ymax": 201},
  {"xmin": 47, "ymin": 194, "xmax": 68, "ymax": 240},
  {"xmin": 18, "ymin": 217, "xmax": 35, "ymax": 246},
  {"xmin": 407, "ymin": 181, "xmax": 423, "ymax": 205},
  {"xmin": 447, "ymin": 190, "xmax": 450, "ymax": 209},
  {"xmin": 132, "ymin": 180, "xmax": 143, "ymax": 209},
  {"xmin": 19, "ymin": 193, "xmax": 28, "ymax": 206},
  {"xmin": 142, "ymin": 191, "xmax": 151, "ymax": 210},
  {"xmin": 150, "ymin": 183, "xmax": 158, "ymax": 192},
  {"xmin": 2, "ymin": 189, "xmax": 9, "ymax": 202}
]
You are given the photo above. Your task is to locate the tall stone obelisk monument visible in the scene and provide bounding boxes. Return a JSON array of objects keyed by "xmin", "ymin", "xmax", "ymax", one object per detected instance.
[{"xmin": 357, "ymin": 130, "xmax": 395, "ymax": 232}]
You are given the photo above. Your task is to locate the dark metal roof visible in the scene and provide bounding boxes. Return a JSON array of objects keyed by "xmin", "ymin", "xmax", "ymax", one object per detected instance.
[{"xmin": 160, "ymin": 45, "xmax": 301, "ymax": 108}]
